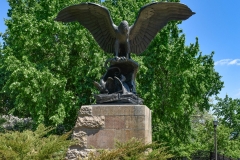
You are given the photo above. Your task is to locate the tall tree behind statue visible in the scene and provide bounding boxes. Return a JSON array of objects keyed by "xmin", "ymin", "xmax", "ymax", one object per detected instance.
[{"xmin": 0, "ymin": 0, "xmax": 223, "ymax": 150}]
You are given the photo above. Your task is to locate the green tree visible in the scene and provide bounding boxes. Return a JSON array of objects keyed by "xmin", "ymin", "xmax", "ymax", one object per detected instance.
[
  {"xmin": 213, "ymin": 95, "xmax": 240, "ymax": 139},
  {"xmin": 0, "ymin": 0, "xmax": 106, "ymax": 127},
  {"xmin": 0, "ymin": 38, "xmax": 13, "ymax": 114},
  {"xmin": 174, "ymin": 110, "xmax": 240, "ymax": 158},
  {"xmin": 137, "ymin": 16, "xmax": 223, "ymax": 149},
  {"xmin": 194, "ymin": 120, "xmax": 240, "ymax": 158},
  {"xmin": 0, "ymin": 0, "xmax": 223, "ymax": 152}
]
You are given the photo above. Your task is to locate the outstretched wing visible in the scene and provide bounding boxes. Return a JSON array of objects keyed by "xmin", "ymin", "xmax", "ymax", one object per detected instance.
[
  {"xmin": 129, "ymin": 2, "xmax": 195, "ymax": 55},
  {"xmin": 55, "ymin": 2, "xmax": 117, "ymax": 53}
]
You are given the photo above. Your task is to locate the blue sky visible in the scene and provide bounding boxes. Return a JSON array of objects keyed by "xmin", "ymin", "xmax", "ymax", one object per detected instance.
[
  {"xmin": 0, "ymin": 0, "xmax": 239, "ymax": 99},
  {"xmin": 180, "ymin": 0, "xmax": 240, "ymax": 99}
]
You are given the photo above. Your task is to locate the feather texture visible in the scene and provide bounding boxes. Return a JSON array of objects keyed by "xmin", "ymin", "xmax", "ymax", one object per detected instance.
[
  {"xmin": 129, "ymin": 2, "xmax": 195, "ymax": 54},
  {"xmin": 55, "ymin": 2, "xmax": 117, "ymax": 54},
  {"xmin": 55, "ymin": 2, "xmax": 194, "ymax": 56}
]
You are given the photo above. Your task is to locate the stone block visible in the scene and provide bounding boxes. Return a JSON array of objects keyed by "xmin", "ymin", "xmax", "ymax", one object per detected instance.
[
  {"xmin": 72, "ymin": 130, "xmax": 87, "ymax": 148},
  {"xmin": 137, "ymin": 116, "xmax": 146, "ymax": 129},
  {"xmin": 79, "ymin": 106, "xmax": 92, "ymax": 116},
  {"xmin": 75, "ymin": 116, "xmax": 105, "ymax": 129},
  {"xmin": 125, "ymin": 116, "xmax": 138, "ymax": 129},
  {"xmin": 105, "ymin": 116, "xmax": 125, "ymax": 129},
  {"xmin": 87, "ymin": 129, "xmax": 115, "ymax": 149},
  {"xmin": 66, "ymin": 105, "xmax": 152, "ymax": 159},
  {"xmin": 92, "ymin": 106, "xmax": 102, "ymax": 116},
  {"xmin": 134, "ymin": 105, "xmax": 146, "ymax": 115},
  {"xmin": 115, "ymin": 129, "xmax": 125, "ymax": 143}
]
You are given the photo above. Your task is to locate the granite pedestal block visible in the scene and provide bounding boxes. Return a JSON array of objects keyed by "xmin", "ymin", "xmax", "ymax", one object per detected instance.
[{"xmin": 66, "ymin": 105, "xmax": 152, "ymax": 159}]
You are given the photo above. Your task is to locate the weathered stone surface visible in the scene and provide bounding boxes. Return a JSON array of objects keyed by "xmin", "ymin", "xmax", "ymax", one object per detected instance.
[
  {"xmin": 66, "ymin": 145, "xmax": 81, "ymax": 160},
  {"xmin": 66, "ymin": 145, "xmax": 96, "ymax": 160},
  {"xmin": 91, "ymin": 105, "xmax": 137, "ymax": 116},
  {"xmin": 105, "ymin": 116, "xmax": 125, "ymax": 129},
  {"xmin": 75, "ymin": 116, "xmax": 105, "ymax": 129},
  {"xmin": 87, "ymin": 129, "xmax": 115, "ymax": 149},
  {"xmin": 134, "ymin": 105, "xmax": 146, "ymax": 115},
  {"xmin": 79, "ymin": 106, "xmax": 92, "ymax": 116},
  {"xmin": 78, "ymin": 149, "xmax": 96, "ymax": 158},
  {"xmin": 72, "ymin": 131, "xmax": 87, "ymax": 148}
]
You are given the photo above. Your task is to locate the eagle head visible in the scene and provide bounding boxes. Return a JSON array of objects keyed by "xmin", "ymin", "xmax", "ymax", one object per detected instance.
[{"xmin": 118, "ymin": 20, "xmax": 129, "ymax": 34}]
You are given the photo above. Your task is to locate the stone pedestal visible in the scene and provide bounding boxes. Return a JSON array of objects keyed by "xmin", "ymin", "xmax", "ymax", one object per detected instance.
[{"xmin": 66, "ymin": 105, "xmax": 152, "ymax": 159}]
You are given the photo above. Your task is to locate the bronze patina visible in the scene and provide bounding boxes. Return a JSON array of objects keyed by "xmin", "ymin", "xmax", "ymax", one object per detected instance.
[{"xmin": 55, "ymin": 2, "xmax": 194, "ymax": 104}]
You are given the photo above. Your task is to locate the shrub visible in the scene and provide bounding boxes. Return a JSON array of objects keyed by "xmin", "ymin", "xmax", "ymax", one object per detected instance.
[
  {"xmin": 87, "ymin": 138, "xmax": 173, "ymax": 160},
  {"xmin": 0, "ymin": 114, "xmax": 33, "ymax": 132},
  {"xmin": 0, "ymin": 124, "xmax": 72, "ymax": 160},
  {"xmin": 0, "ymin": 117, "xmax": 7, "ymax": 133}
]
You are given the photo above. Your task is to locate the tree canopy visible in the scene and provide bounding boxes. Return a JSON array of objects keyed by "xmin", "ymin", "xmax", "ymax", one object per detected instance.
[
  {"xmin": 175, "ymin": 110, "xmax": 240, "ymax": 158},
  {"xmin": 213, "ymin": 95, "xmax": 240, "ymax": 139}
]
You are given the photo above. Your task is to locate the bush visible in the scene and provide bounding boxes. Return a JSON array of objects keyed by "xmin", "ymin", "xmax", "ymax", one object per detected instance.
[
  {"xmin": 0, "ymin": 124, "xmax": 72, "ymax": 160},
  {"xmin": 0, "ymin": 114, "xmax": 33, "ymax": 132},
  {"xmin": 0, "ymin": 117, "xmax": 7, "ymax": 133},
  {"xmin": 87, "ymin": 138, "xmax": 173, "ymax": 160}
]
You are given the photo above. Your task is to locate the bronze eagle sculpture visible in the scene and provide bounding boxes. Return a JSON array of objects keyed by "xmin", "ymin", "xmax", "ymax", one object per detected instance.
[
  {"xmin": 55, "ymin": 2, "xmax": 195, "ymax": 104},
  {"xmin": 55, "ymin": 2, "xmax": 195, "ymax": 59}
]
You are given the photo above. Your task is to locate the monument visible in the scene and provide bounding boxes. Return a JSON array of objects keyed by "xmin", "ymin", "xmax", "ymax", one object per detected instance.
[{"xmin": 55, "ymin": 2, "xmax": 194, "ymax": 159}]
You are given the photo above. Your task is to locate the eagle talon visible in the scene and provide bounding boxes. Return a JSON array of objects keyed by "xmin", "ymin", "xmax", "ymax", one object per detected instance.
[
  {"xmin": 120, "ymin": 57, "xmax": 126, "ymax": 61},
  {"xmin": 114, "ymin": 56, "xmax": 120, "ymax": 61}
]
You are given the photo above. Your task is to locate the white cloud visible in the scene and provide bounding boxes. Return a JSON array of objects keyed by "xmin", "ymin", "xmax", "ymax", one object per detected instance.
[
  {"xmin": 215, "ymin": 59, "xmax": 240, "ymax": 66},
  {"xmin": 229, "ymin": 59, "xmax": 240, "ymax": 65},
  {"xmin": 214, "ymin": 59, "xmax": 231, "ymax": 65}
]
